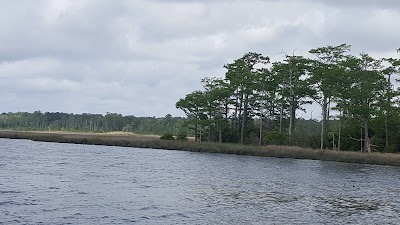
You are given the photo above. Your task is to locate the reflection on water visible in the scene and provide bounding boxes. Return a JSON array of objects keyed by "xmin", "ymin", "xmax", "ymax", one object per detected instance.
[
  {"xmin": 1, "ymin": 138, "xmax": 400, "ymax": 224},
  {"xmin": 199, "ymin": 189, "xmax": 302, "ymax": 207},
  {"xmin": 319, "ymin": 197, "xmax": 381, "ymax": 216}
]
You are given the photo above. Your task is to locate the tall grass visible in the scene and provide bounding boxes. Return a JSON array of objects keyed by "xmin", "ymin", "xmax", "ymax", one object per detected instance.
[{"xmin": 1, "ymin": 130, "xmax": 400, "ymax": 167}]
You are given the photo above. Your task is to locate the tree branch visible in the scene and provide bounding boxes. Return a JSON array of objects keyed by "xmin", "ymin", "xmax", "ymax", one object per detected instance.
[{"xmin": 349, "ymin": 135, "xmax": 362, "ymax": 142}]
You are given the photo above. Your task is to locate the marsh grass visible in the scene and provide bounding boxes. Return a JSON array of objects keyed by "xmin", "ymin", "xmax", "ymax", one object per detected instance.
[{"xmin": 1, "ymin": 130, "xmax": 400, "ymax": 167}]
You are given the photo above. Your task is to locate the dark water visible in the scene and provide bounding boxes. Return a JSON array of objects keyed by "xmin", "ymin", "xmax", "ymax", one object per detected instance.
[{"xmin": 1, "ymin": 139, "xmax": 400, "ymax": 224}]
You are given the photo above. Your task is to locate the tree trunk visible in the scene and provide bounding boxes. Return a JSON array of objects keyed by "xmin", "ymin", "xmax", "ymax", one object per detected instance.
[
  {"xmin": 385, "ymin": 74, "xmax": 391, "ymax": 148},
  {"xmin": 360, "ymin": 128, "xmax": 363, "ymax": 152},
  {"xmin": 237, "ymin": 94, "xmax": 244, "ymax": 143},
  {"xmin": 199, "ymin": 124, "xmax": 202, "ymax": 143},
  {"xmin": 385, "ymin": 111, "xmax": 389, "ymax": 148},
  {"xmin": 224, "ymin": 100, "xmax": 229, "ymax": 119},
  {"xmin": 240, "ymin": 94, "xmax": 249, "ymax": 144},
  {"xmin": 208, "ymin": 125, "xmax": 212, "ymax": 142},
  {"xmin": 327, "ymin": 98, "xmax": 331, "ymax": 137},
  {"xmin": 218, "ymin": 123, "xmax": 222, "ymax": 143},
  {"xmin": 364, "ymin": 117, "xmax": 371, "ymax": 153},
  {"xmin": 208, "ymin": 112, "xmax": 212, "ymax": 142},
  {"xmin": 279, "ymin": 104, "xmax": 284, "ymax": 134},
  {"xmin": 270, "ymin": 104, "xmax": 275, "ymax": 130},
  {"xmin": 194, "ymin": 122, "xmax": 198, "ymax": 142},
  {"xmin": 320, "ymin": 96, "xmax": 328, "ymax": 150},
  {"xmin": 288, "ymin": 102, "xmax": 295, "ymax": 145},
  {"xmin": 338, "ymin": 117, "xmax": 341, "ymax": 151},
  {"xmin": 259, "ymin": 116, "xmax": 263, "ymax": 146},
  {"xmin": 194, "ymin": 108, "xmax": 199, "ymax": 142},
  {"xmin": 232, "ymin": 95, "xmax": 238, "ymax": 141}
]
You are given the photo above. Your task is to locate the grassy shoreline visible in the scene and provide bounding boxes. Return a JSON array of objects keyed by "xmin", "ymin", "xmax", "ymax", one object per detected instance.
[{"xmin": 1, "ymin": 130, "xmax": 400, "ymax": 167}]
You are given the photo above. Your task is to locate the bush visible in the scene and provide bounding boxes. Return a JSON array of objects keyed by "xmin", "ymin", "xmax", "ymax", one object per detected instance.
[
  {"xmin": 384, "ymin": 145, "xmax": 397, "ymax": 153},
  {"xmin": 122, "ymin": 124, "xmax": 134, "ymax": 132},
  {"xmin": 264, "ymin": 131, "xmax": 287, "ymax": 145},
  {"xmin": 160, "ymin": 133, "xmax": 175, "ymax": 140},
  {"xmin": 176, "ymin": 132, "xmax": 188, "ymax": 141}
]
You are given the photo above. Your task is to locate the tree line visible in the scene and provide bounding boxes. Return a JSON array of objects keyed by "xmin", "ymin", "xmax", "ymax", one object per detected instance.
[
  {"xmin": 0, "ymin": 111, "xmax": 187, "ymax": 136},
  {"xmin": 176, "ymin": 44, "xmax": 400, "ymax": 153}
]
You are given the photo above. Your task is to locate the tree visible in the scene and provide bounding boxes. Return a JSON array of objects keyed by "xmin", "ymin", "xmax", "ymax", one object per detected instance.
[
  {"xmin": 335, "ymin": 53, "xmax": 387, "ymax": 153},
  {"xmin": 176, "ymin": 90, "xmax": 207, "ymax": 142},
  {"xmin": 224, "ymin": 52, "xmax": 270, "ymax": 144},
  {"xmin": 272, "ymin": 55, "xmax": 314, "ymax": 144},
  {"xmin": 201, "ymin": 77, "xmax": 232, "ymax": 143},
  {"xmin": 308, "ymin": 44, "xmax": 351, "ymax": 149},
  {"xmin": 381, "ymin": 58, "xmax": 400, "ymax": 148},
  {"xmin": 254, "ymin": 67, "xmax": 280, "ymax": 145},
  {"xmin": 0, "ymin": 111, "xmax": 187, "ymax": 135}
]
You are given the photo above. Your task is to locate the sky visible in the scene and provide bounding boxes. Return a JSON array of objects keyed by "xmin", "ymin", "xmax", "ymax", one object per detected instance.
[{"xmin": 1, "ymin": 0, "xmax": 399, "ymax": 118}]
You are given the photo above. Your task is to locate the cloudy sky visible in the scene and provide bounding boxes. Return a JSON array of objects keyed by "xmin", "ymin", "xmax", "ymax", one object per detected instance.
[{"xmin": 1, "ymin": 0, "xmax": 399, "ymax": 117}]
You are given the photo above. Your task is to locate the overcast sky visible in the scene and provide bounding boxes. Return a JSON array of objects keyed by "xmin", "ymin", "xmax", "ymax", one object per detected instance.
[{"xmin": 1, "ymin": 0, "xmax": 399, "ymax": 117}]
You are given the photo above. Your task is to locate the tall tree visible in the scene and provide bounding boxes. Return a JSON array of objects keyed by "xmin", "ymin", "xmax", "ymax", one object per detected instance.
[
  {"xmin": 254, "ymin": 67, "xmax": 279, "ymax": 145},
  {"xmin": 308, "ymin": 44, "xmax": 351, "ymax": 149},
  {"xmin": 272, "ymin": 55, "xmax": 314, "ymax": 143},
  {"xmin": 176, "ymin": 90, "xmax": 207, "ymax": 142},
  {"xmin": 224, "ymin": 52, "xmax": 269, "ymax": 144},
  {"xmin": 201, "ymin": 77, "xmax": 232, "ymax": 143},
  {"xmin": 381, "ymin": 58, "xmax": 400, "ymax": 148},
  {"xmin": 336, "ymin": 54, "xmax": 387, "ymax": 153}
]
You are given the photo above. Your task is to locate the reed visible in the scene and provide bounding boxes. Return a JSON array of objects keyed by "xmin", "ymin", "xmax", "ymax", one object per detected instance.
[{"xmin": 1, "ymin": 130, "xmax": 400, "ymax": 167}]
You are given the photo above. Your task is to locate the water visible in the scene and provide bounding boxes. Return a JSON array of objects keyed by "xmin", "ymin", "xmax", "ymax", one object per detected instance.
[{"xmin": 1, "ymin": 139, "xmax": 400, "ymax": 224}]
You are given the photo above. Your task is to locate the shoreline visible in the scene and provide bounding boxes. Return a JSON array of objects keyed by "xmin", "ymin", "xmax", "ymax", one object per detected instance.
[{"xmin": 1, "ymin": 130, "xmax": 400, "ymax": 167}]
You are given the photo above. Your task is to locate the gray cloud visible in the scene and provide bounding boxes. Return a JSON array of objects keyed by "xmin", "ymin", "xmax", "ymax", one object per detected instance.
[{"xmin": 0, "ymin": 0, "xmax": 399, "ymax": 117}]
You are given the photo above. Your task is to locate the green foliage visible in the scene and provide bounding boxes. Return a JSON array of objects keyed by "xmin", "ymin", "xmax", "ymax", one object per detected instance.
[
  {"xmin": 384, "ymin": 145, "xmax": 397, "ymax": 153},
  {"xmin": 175, "ymin": 46, "xmax": 400, "ymax": 153},
  {"xmin": 263, "ymin": 131, "xmax": 287, "ymax": 145},
  {"xmin": 122, "ymin": 124, "xmax": 134, "ymax": 132},
  {"xmin": 159, "ymin": 133, "xmax": 175, "ymax": 140},
  {"xmin": 308, "ymin": 44, "xmax": 351, "ymax": 149},
  {"xmin": 176, "ymin": 132, "xmax": 188, "ymax": 141},
  {"xmin": 289, "ymin": 119, "xmax": 321, "ymax": 148},
  {"xmin": 0, "ymin": 112, "xmax": 190, "ymax": 136}
]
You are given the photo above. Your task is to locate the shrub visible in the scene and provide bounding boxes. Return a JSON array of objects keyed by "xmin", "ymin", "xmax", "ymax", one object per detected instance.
[
  {"xmin": 122, "ymin": 124, "xmax": 134, "ymax": 132},
  {"xmin": 384, "ymin": 145, "xmax": 397, "ymax": 153},
  {"xmin": 264, "ymin": 131, "xmax": 287, "ymax": 145},
  {"xmin": 159, "ymin": 133, "xmax": 175, "ymax": 140},
  {"xmin": 176, "ymin": 132, "xmax": 188, "ymax": 141}
]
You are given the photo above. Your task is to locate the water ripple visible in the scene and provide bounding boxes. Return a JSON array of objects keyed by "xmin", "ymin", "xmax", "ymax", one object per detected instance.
[{"xmin": 1, "ymin": 138, "xmax": 400, "ymax": 224}]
